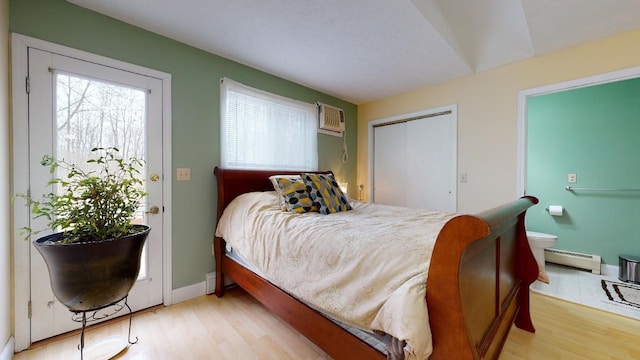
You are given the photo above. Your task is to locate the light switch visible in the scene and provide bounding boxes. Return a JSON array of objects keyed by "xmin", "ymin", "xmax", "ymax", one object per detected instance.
[
  {"xmin": 568, "ymin": 173, "xmax": 577, "ymax": 183},
  {"xmin": 177, "ymin": 168, "xmax": 191, "ymax": 181}
]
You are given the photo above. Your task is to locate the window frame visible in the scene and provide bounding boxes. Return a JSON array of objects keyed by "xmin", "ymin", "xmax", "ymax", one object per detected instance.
[{"xmin": 220, "ymin": 77, "xmax": 318, "ymax": 171}]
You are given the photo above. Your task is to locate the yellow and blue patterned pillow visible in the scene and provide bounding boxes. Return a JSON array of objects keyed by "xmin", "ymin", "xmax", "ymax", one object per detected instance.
[
  {"xmin": 301, "ymin": 173, "xmax": 352, "ymax": 214},
  {"xmin": 269, "ymin": 175, "xmax": 318, "ymax": 213}
]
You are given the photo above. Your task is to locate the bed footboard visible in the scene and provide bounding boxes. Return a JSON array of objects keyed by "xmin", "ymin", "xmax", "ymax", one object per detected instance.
[{"xmin": 426, "ymin": 196, "xmax": 539, "ymax": 359}]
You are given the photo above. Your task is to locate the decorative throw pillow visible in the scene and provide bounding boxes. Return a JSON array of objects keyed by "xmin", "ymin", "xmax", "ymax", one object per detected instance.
[
  {"xmin": 269, "ymin": 175, "xmax": 300, "ymax": 210},
  {"xmin": 300, "ymin": 173, "xmax": 352, "ymax": 214},
  {"xmin": 269, "ymin": 175, "xmax": 318, "ymax": 213}
]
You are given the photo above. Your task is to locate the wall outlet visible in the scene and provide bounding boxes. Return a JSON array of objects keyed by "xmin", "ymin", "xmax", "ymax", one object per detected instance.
[
  {"xmin": 568, "ymin": 173, "xmax": 577, "ymax": 183},
  {"xmin": 177, "ymin": 168, "xmax": 191, "ymax": 181}
]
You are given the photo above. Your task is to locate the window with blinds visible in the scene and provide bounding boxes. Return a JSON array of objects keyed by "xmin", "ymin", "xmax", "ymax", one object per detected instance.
[{"xmin": 220, "ymin": 78, "xmax": 318, "ymax": 171}]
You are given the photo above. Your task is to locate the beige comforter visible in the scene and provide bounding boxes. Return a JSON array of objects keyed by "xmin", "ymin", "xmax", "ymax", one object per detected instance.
[{"xmin": 215, "ymin": 191, "xmax": 456, "ymax": 360}]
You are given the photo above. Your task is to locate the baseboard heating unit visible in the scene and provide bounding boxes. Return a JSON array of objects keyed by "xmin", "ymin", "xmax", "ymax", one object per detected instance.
[{"xmin": 544, "ymin": 248, "xmax": 601, "ymax": 274}]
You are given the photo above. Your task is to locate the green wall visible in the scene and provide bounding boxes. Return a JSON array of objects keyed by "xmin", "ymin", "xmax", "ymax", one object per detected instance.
[
  {"xmin": 526, "ymin": 77, "xmax": 640, "ymax": 265},
  {"xmin": 10, "ymin": 0, "xmax": 358, "ymax": 289}
]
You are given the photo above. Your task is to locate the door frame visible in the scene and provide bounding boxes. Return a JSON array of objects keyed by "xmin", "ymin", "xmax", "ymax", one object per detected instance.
[
  {"xmin": 11, "ymin": 33, "xmax": 173, "ymax": 351},
  {"xmin": 516, "ymin": 65, "xmax": 640, "ymax": 198},
  {"xmin": 367, "ymin": 104, "xmax": 457, "ymax": 209}
]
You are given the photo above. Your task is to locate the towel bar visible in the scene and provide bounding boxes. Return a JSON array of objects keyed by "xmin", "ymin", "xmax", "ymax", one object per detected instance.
[{"xmin": 565, "ymin": 186, "xmax": 640, "ymax": 192}]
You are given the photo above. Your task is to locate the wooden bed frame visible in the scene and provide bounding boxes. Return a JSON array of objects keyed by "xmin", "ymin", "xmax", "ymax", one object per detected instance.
[{"xmin": 213, "ymin": 167, "xmax": 539, "ymax": 360}]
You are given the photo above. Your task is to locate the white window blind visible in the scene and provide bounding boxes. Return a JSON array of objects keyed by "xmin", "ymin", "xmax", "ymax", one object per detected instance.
[{"xmin": 220, "ymin": 78, "xmax": 318, "ymax": 171}]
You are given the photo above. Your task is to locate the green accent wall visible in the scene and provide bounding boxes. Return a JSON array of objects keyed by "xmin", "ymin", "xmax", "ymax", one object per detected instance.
[
  {"xmin": 526, "ymin": 77, "xmax": 640, "ymax": 265},
  {"xmin": 10, "ymin": 0, "xmax": 357, "ymax": 289}
]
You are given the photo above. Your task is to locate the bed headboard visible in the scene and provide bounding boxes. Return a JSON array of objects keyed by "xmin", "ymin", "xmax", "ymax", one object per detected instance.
[{"xmin": 213, "ymin": 167, "xmax": 332, "ymax": 221}]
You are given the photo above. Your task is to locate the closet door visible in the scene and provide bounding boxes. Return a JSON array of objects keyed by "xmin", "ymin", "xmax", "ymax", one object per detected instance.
[
  {"xmin": 405, "ymin": 113, "xmax": 456, "ymax": 211},
  {"xmin": 373, "ymin": 122, "xmax": 407, "ymax": 206},
  {"xmin": 372, "ymin": 110, "xmax": 456, "ymax": 212}
]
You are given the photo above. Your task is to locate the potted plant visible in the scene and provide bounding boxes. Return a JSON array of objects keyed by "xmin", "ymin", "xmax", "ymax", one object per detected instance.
[{"xmin": 15, "ymin": 147, "xmax": 150, "ymax": 312}]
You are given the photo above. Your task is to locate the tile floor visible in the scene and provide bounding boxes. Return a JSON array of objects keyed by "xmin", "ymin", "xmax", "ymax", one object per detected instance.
[{"xmin": 530, "ymin": 263, "xmax": 640, "ymax": 320}]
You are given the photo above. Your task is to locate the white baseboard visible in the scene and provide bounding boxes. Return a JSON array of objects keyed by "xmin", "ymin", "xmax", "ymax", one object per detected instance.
[
  {"xmin": 170, "ymin": 272, "xmax": 236, "ymax": 304},
  {"xmin": 1, "ymin": 336, "xmax": 14, "ymax": 360},
  {"xmin": 601, "ymin": 264, "xmax": 619, "ymax": 278},
  {"xmin": 171, "ymin": 281, "xmax": 206, "ymax": 304}
]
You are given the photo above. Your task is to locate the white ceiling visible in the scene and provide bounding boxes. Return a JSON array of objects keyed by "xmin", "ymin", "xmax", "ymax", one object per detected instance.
[{"xmin": 68, "ymin": 0, "xmax": 640, "ymax": 104}]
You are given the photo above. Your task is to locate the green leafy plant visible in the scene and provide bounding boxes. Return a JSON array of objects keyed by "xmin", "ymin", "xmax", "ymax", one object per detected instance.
[{"xmin": 16, "ymin": 147, "xmax": 147, "ymax": 244}]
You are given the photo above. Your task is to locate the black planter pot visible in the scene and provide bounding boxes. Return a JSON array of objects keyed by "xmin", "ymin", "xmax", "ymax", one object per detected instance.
[{"xmin": 33, "ymin": 224, "xmax": 151, "ymax": 312}]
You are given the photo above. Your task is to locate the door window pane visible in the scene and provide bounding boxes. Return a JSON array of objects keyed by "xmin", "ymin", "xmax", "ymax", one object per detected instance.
[{"xmin": 55, "ymin": 72, "xmax": 149, "ymax": 278}]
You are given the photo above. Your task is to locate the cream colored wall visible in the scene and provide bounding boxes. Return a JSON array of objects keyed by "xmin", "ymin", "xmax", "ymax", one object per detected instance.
[
  {"xmin": 0, "ymin": 0, "xmax": 11, "ymax": 353},
  {"xmin": 358, "ymin": 28, "xmax": 640, "ymax": 213}
]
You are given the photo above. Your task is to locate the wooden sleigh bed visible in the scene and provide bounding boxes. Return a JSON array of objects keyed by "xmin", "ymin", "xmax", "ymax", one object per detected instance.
[{"xmin": 213, "ymin": 167, "xmax": 539, "ymax": 360}]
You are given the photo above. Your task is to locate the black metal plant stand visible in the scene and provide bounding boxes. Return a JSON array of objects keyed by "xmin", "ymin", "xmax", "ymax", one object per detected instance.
[{"xmin": 71, "ymin": 296, "xmax": 138, "ymax": 360}]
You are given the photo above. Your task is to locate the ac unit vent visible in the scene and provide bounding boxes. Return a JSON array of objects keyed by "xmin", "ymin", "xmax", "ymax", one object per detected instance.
[{"xmin": 317, "ymin": 102, "xmax": 345, "ymax": 134}]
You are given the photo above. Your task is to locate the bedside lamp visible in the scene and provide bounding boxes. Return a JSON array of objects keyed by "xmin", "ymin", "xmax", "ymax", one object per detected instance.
[{"xmin": 338, "ymin": 182, "xmax": 348, "ymax": 195}]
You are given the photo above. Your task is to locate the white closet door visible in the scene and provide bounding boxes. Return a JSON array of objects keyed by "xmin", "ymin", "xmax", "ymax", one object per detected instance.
[
  {"xmin": 373, "ymin": 111, "xmax": 456, "ymax": 212},
  {"xmin": 373, "ymin": 123, "xmax": 407, "ymax": 206},
  {"xmin": 405, "ymin": 113, "xmax": 456, "ymax": 211}
]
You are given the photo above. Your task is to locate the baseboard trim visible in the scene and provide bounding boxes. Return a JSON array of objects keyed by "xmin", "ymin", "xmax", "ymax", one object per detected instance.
[
  {"xmin": 170, "ymin": 272, "xmax": 235, "ymax": 304},
  {"xmin": 171, "ymin": 281, "xmax": 206, "ymax": 304},
  {"xmin": 1, "ymin": 336, "xmax": 14, "ymax": 360},
  {"xmin": 601, "ymin": 264, "xmax": 619, "ymax": 278}
]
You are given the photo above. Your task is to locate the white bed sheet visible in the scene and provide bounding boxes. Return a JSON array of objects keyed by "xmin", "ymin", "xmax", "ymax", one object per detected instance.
[{"xmin": 215, "ymin": 191, "xmax": 456, "ymax": 360}]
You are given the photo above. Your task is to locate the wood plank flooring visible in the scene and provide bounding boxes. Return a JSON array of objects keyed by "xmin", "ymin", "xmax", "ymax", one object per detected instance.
[
  {"xmin": 13, "ymin": 288, "xmax": 640, "ymax": 359},
  {"xmin": 502, "ymin": 292, "xmax": 640, "ymax": 359}
]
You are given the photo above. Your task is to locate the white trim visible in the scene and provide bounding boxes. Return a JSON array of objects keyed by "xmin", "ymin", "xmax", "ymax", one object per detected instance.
[
  {"xmin": 516, "ymin": 66, "xmax": 640, "ymax": 197},
  {"xmin": 162, "ymin": 76, "xmax": 173, "ymax": 307},
  {"xmin": 171, "ymin": 281, "xmax": 206, "ymax": 304},
  {"xmin": 10, "ymin": 33, "xmax": 173, "ymax": 350},
  {"xmin": 367, "ymin": 105, "xmax": 458, "ymax": 209},
  {"xmin": 14, "ymin": 34, "xmax": 171, "ymax": 80},
  {"xmin": 171, "ymin": 274, "xmax": 236, "ymax": 303},
  {"xmin": 11, "ymin": 32, "xmax": 31, "ymax": 353},
  {"xmin": 0, "ymin": 336, "xmax": 14, "ymax": 360}
]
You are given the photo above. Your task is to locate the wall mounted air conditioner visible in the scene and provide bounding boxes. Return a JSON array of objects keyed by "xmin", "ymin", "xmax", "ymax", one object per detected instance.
[{"xmin": 317, "ymin": 102, "xmax": 345, "ymax": 136}]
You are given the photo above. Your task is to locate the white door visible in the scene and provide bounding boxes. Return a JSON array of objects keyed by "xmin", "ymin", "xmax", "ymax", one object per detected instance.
[
  {"xmin": 372, "ymin": 111, "xmax": 456, "ymax": 212},
  {"xmin": 373, "ymin": 122, "xmax": 407, "ymax": 206},
  {"xmin": 27, "ymin": 48, "xmax": 164, "ymax": 341}
]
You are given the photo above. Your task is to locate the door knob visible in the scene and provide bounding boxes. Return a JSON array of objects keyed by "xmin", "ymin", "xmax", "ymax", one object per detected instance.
[{"xmin": 146, "ymin": 206, "xmax": 160, "ymax": 215}]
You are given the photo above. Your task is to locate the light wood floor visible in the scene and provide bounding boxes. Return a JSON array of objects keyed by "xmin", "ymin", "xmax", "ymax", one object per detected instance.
[{"xmin": 14, "ymin": 288, "xmax": 640, "ymax": 359}]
